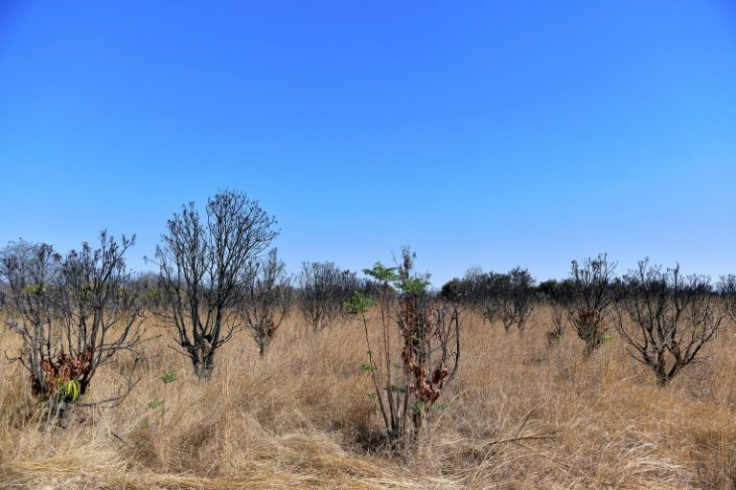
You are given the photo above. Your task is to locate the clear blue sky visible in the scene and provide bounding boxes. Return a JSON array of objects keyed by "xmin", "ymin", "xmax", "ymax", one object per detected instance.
[{"xmin": 1, "ymin": 1, "xmax": 735, "ymax": 286}]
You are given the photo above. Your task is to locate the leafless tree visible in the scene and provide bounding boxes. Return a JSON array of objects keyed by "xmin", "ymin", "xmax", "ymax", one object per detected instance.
[
  {"xmin": 568, "ymin": 253, "xmax": 617, "ymax": 356},
  {"xmin": 498, "ymin": 267, "xmax": 537, "ymax": 333},
  {"xmin": 538, "ymin": 279, "xmax": 574, "ymax": 346},
  {"xmin": 1, "ymin": 232, "xmax": 144, "ymax": 421},
  {"xmin": 618, "ymin": 260, "xmax": 721, "ymax": 386},
  {"xmin": 546, "ymin": 304, "xmax": 567, "ymax": 346},
  {"xmin": 455, "ymin": 267, "xmax": 536, "ymax": 332},
  {"xmin": 131, "ymin": 272, "xmax": 163, "ymax": 309},
  {"xmin": 241, "ymin": 248, "xmax": 292, "ymax": 356},
  {"xmin": 457, "ymin": 268, "xmax": 501, "ymax": 322},
  {"xmin": 718, "ymin": 274, "xmax": 736, "ymax": 326},
  {"xmin": 297, "ymin": 261, "xmax": 359, "ymax": 331},
  {"xmin": 154, "ymin": 190, "xmax": 278, "ymax": 379}
]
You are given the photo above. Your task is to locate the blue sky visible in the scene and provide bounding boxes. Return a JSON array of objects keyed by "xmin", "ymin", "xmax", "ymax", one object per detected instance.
[{"xmin": 1, "ymin": 1, "xmax": 735, "ymax": 286}]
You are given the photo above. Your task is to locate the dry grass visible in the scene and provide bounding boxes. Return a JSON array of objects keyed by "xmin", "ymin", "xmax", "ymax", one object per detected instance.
[{"xmin": 2, "ymin": 307, "xmax": 736, "ymax": 489}]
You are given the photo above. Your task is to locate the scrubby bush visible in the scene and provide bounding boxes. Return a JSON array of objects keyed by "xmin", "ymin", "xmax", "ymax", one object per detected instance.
[
  {"xmin": 498, "ymin": 267, "xmax": 538, "ymax": 332},
  {"xmin": 0, "ymin": 232, "xmax": 144, "ymax": 422},
  {"xmin": 719, "ymin": 274, "xmax": 736, "ymax": 326},
  {"xmin": 444, "ymin": 267, "xmax": 537, "ymax": 333},
  {"xmin": 567, "ymin": 253, "xmax": 617, "ymax": 356},
  {"xmin": 297, "ymin": 261, "xmax": 360, "ymax": 331},
  {"xmin": 538, "ymin": 279, "xmax": 574, "ymax": 346},
  {"xmin": 240, "ymin": 248, "xmax": 292, "ymax": 356},
  {"xmin": 617, "ymin": 260, "xmax": 721, "ymax": 385},
  {"xmin": 350, "ymin": 248, "xmax": 460, "ymax": 447}
]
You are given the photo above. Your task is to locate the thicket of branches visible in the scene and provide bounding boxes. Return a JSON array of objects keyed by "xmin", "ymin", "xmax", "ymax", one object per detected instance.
[
  {"xmin": 240, "ymin": 248, "xmax": 292, "ymax": 356},
  {"xmin": 297, "ymin": 261, "xmax": 361, "ymax": 331},
  {"xmin": 0, "ymin": 232, "xmax": 144, "ymax": 422},
  {"xmin": 719, "ymin": 274, "xmax": 736, "ymax": 326},
  {"xmin": 567, "ymin": 254, "xmax": 618, "ymax": 356},
  {"xmin": 617, "ymin": 260, "xmax": 721, "ymax": 385},
  {"xmin": 153, "ymin": 190, "xmax": 278, "ymax": 379},
  {"xmin": 440, "ymin": 267, "xmax": 537, "ymax": 333}
]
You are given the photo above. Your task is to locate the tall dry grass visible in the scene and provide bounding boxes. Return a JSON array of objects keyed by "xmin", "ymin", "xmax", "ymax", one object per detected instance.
[{"xmin": 2, "ymin": 306, "xmax": 736, "ymax": 489}]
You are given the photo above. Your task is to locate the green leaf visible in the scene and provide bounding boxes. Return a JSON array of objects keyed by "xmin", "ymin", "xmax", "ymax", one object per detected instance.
[
  {"xmin": 343, "ymin": 290, "xmax": 375, "ymax": 316},
  {"xmin": 399, "ymin": 277, "xmax": 429, "ymax": 295},
  {"xmin": 412, "ymin": 401, "xmax": 426, "ymax": 414},
  {"xmin": 64, "ymin": 380, "xmax": 81, "ymax": 403},
  {"xmin": 161, "ymin": 371, "xmax": 178, "ymax": 384},
  {"xmin": 148, "ymin": 399, "xmax": 165, "ymax": 410},
  {"xmin": 363, "ymin": 262, "xmax": 399, "ymax": 283}
]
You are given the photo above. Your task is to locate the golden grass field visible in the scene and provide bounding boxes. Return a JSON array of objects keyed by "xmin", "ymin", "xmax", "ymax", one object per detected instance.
[{"xmin": 2, "ymin": 306, "xmax": 736, "ymax": 489}]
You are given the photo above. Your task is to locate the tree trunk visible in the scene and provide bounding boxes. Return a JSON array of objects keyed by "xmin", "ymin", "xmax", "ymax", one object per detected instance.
[
  {"xmin": 194, "ymin": 360, "xmax": 213, "ymax": 380},
  {"xmin": 192, "ymin": 352, "xmax": 215, "ymax": 380}
]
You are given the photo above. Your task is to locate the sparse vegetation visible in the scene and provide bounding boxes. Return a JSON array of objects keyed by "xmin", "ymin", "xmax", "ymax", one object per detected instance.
[
  {"xmin": 6, "ymin": 286, "xmax": 736, "ymax": 488},
  {"xmin": 446, "ymin": 267, "xmax": 537, "ymax": 333},
  {"xmin": 539, "ymin": 278, "xmax": 574, "ymax": 346},
  {"xmin": 719, "ymin": 274, "xmax": 736, "ymax": 326},
  {"xmin": 3, "ymin": 218, "xmax": 736, "ymax": 488},
  {"xmin": 297, "ymin": 261, "xmax": 360, "ymax": 331}
]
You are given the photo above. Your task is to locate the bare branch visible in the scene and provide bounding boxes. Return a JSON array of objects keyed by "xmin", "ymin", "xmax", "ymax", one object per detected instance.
[
  {"xmin": 153, "ymin": 190, "xmax": 278, "ymax": 379},
  {"xmin": 617, "ymin": 259, "xmax": 721, "ymax": 385},
  {"xmin": 0, "ymin": 233, "xmax": 146, "ymax": 423}
]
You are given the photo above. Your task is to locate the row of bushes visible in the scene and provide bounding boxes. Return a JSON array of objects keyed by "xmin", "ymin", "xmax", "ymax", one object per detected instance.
[
  {"xmin": 444, "ymin": 254, "xmax": 731, "ymax": 385},
  {"xmin": 1, "ymin": 189, "xmax": 733, "ymax": 445}
]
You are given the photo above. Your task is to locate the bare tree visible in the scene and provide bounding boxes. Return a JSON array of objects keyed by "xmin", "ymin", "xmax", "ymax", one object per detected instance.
[
  {"xmin": 454, "ymin": 267, "xmax": 536, "ymax": 332},
  {"xmin": 568, "ymin": 253, "xmax": 617, "ymax": 356},
  {"xmin": 241, "ymin": 248, "xmax": 292, "ymax": 356},
  {"xmin": 538, "ymin": 279, "xmax": 574, "ymax": 346},
  {"xmin": 297, "ymin": 261, "xmax": 359, "ymax": 331},
  {"xmin": 1, "ymin": 232, "xmax": 144, "ymax": 421},
  {"xmin": 131, "ymin": 272, "xmax": 163, "ymax": 309},
  {"xmin": 618, "ymin": 260, "xmax": 721, "ymax": 385},
  {"xmin": 718, "ymin": 274, "xmax": 736, "ymax": 326},
  {"xmin": 498, "ymin": 267, "xmax": 537, "ymax": 333},
  {"xmin": 154, "ymin": 190, "xmax": 278, "ymax": 379},
  {"xmin": 457, "ymin": 268, "xmax": 501, "ymax": 322}
]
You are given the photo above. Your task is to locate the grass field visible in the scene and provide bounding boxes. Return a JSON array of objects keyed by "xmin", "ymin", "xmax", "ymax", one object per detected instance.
[{"xmin": 2, "ymin": 306, "xmax": 736, "ymax": 489}]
